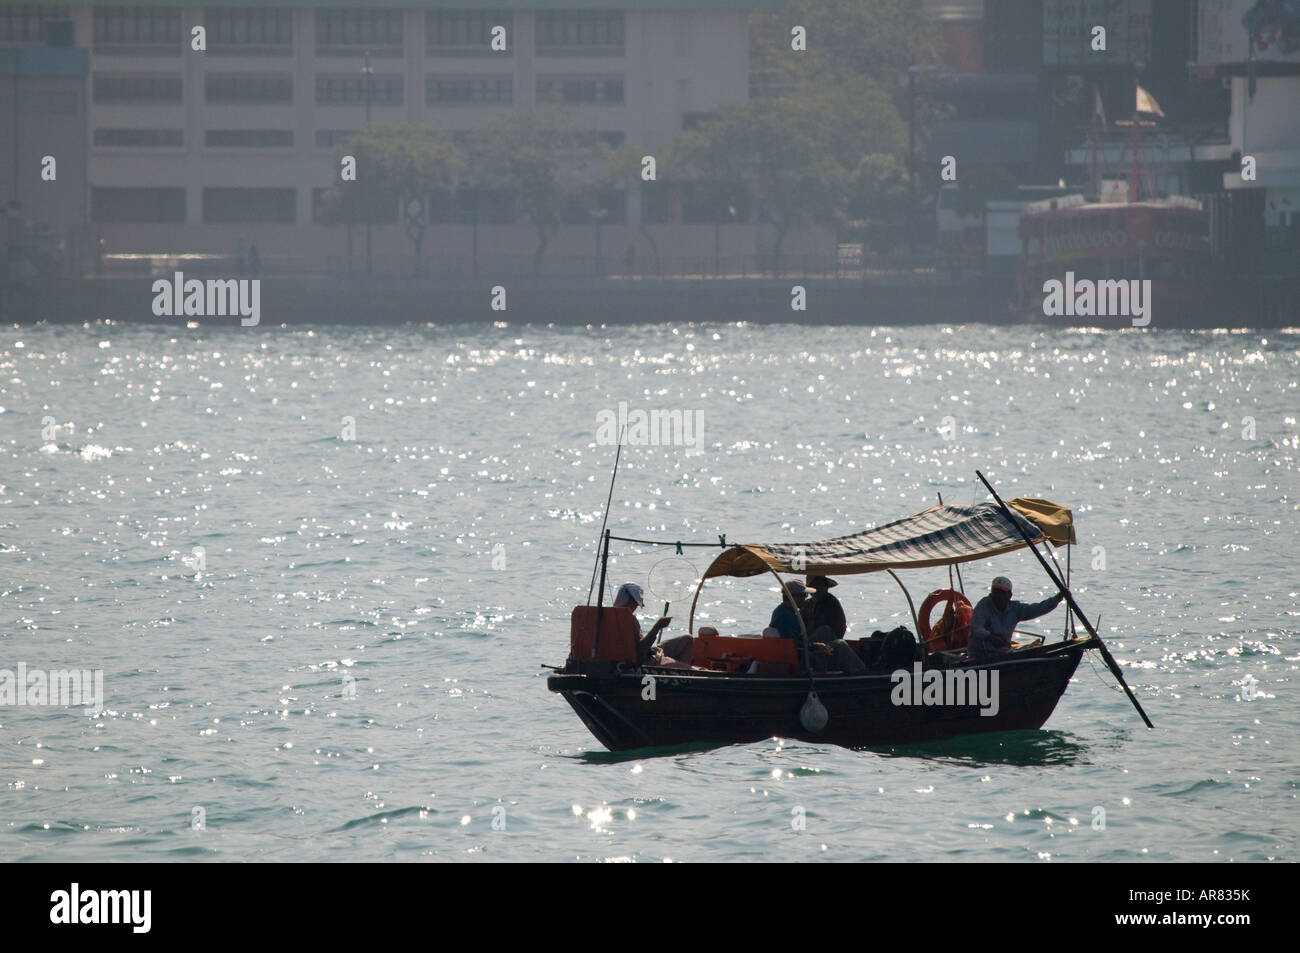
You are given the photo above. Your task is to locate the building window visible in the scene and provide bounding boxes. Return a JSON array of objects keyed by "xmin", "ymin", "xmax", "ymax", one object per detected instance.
[
  {"xmin": 93, "ymin": 5, "xmax": 182, "ymax": 49},
  {"xmin": 203, "ymin": 187, "xmax": 297, "ymax": 224},
  {"xmin": 426, "ymin": 10, "xmax": 512, "ymax": 54},
  {"xmin": 0, "ymin": 5, "xmax": 71, "ymax": 45},
  {"xmin": 205, "ymin": 129, "xmax": 294, "ymax": 148},
  {"xmin": 17, "ymin": 89, "xmax": 79, "ymax": 114},
  {"xmin": 315, "ymin": 129, "xmax": 358, "ymax": 149},
  {"xmin": 315, "ymin": 9, "xmax": 403, "ymax": 54},
  {"xmin": 316, "ymin": 75, "xmax": 404, "ymax": 106},
  {"xmin": 92, "ymin": 187, "xmax": 186, "ymax": 223},
  {"xmin": 536, "ymin": 12, "xmax": 623, "ymax": 56},
  {"xmin": 94, "ymin": 75, "xmax": 183, "ymax": 104},
  {"xmin": 537, "ymin": 76, "xmax": 623, "ymax": 106},
  {"xmin": 203, "ymin": 7, "xmax": 293, "ymax": 54},
  {"xmin": 425, "ymin": 75, "xmax": 512, "ymax": 106},
  {"xmin": 205, "ymin": 74, "xmax": 293, "ymax": 105},
  {"xmin": 94, "ymin": 128, "xmax": 183, "ymax": 147}
]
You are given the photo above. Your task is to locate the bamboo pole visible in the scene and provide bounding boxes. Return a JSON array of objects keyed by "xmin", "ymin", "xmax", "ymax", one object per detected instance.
[{"xmin": 976, "ymin": 471, "xmax": 1152, "ymax": 728}]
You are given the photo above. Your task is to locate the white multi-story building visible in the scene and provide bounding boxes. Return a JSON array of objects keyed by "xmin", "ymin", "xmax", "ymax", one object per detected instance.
[
  {"xmin": 2, "ymin": 2, "xmax": 773, "ymax": 272},
  {"xmin": 1195, "ymin": 0, "xmax": 1300, "ymax": 256}
]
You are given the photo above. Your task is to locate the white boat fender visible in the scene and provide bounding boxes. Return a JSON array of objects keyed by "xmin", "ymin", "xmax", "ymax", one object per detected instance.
[{"xmin": 800, "ymin": 691, "xmax": 828, "ymax": 732}]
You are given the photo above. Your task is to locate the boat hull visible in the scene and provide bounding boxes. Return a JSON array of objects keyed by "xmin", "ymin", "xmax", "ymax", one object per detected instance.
[{"xmin": 548, "ymin": 642, "xmax": 1087, "ymax": 751}]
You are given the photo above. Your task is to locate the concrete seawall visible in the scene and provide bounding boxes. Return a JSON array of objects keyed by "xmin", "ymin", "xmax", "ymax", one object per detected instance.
[{"xmin": 2, "ymin": 275, "xmax": 1294, "ymax": 328}]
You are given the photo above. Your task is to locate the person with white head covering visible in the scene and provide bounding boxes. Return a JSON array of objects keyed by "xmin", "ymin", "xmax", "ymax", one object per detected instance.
[
  {"xmin": 967, "ymin": 575, "xmax": 1064, "ymax": 663},
  {"xmin": 612, "ymin": 582, "xmax": 687, "ymax": 665},
  {"xmin": 613, "ymin": 583, "xmax": 645, "ymax": 610}
]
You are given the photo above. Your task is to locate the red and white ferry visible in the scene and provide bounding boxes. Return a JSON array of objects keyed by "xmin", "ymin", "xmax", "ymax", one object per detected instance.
[{"xmin": 1017, "ymin": 85, "xmax": 1213, "ymax": 324}]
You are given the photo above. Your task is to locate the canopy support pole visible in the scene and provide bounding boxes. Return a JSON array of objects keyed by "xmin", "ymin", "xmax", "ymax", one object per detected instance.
[
  {"xmin": 686, "ymin": 571, "xmax": 707, "ymax": 637},
  {"xmin": 766, "ymin": 569, "xmax": 827, "ymax": 733},
  {"xmin": 886, "ymin": 569, "xmax": 920, "ymax": 636},
  {"xmin": 767, "ymin": 568, "xmax": 813, "ymax": 678},
  {"xmin": 976, "ymin": 470, "xmax": 1153, "ymax": 729},
  {"xmin": 1044, "ymin": 543, "xmax": 1072, "ymax": 643},
  {"xmin": 937, "ymin": 492, "xmax": 965, "ymax": 594}
]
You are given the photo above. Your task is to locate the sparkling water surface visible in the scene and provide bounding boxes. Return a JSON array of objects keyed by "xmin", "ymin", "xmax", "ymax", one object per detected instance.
[{"xmin": 1, "ymin": 321, "xmax": 1296, "ymax": 862}]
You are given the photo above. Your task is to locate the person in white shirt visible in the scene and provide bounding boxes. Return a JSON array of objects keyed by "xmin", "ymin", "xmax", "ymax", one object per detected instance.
[{"xmin": 967, "ymin": 576, "xmax": 1063, "ymax": 663}]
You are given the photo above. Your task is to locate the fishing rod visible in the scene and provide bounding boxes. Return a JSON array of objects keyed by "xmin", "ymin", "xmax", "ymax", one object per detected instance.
[
  {"xmin": 976, "ymin": 470, "xmax": 1153, "ymax": 728},
  {"xmin": 585, "ymin": 432, "xmax": 627, "ymax": 661},
  {"xmin": 587, "ymin": 429, "xmax": 625, "ymax": 605}
]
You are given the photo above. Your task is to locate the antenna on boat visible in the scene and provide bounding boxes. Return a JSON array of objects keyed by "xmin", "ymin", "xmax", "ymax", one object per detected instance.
[
  {"xmin": 587, "ymin": 427, "xmax": 626, "ymax": 605},
  {"xmin": 976, "ymin": 470, "xmax": 1153, "ymax": 729}
]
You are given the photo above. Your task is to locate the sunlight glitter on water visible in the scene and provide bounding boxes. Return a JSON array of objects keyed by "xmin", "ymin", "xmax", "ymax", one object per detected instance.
[{"xmin": 0, "ymin": 322, "xmax": 1296, "ymax": 861}]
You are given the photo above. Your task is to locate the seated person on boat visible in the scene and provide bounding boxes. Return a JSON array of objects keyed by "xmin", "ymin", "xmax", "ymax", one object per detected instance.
[
  {"xmin": 768, "ymin": 580, "xmax": 808, "ymax": 641},
  {"xmin": 613, "ymin": 582, "xmax": 693, "ymax": 665},
  {"xmin": 805, "ymin": 575, "xmax": 847, "ymax": 641},
  {"xmin": 770, "ymin": 579, "xmax": 867, "ymax": 674},
  {"xmin": 967, "ymin": 576, "xmax": 1063, "ymax": 663}
]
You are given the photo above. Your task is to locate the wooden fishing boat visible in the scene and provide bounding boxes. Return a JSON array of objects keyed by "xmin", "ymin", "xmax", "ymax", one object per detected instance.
[{"xmin": 547, "ymin": 472, "xmax": 1151, "ymax": 751}]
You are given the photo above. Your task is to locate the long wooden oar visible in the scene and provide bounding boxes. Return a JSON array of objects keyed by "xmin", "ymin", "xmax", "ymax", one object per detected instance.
[{"xmin": 976, "ymin": 471, "xmax": 1153, "ymax": 729}]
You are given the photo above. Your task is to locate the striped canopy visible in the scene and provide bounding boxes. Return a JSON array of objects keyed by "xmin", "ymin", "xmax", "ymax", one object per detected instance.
[{"xmin": 703, "ymin": 498, "xmax": 1075, "ymax": 579}]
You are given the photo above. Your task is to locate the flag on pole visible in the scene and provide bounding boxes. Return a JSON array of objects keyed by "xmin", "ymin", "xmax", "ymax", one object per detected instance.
[
  {"xmin": 1092, "ymin": 86, "xmax": 1107, "ymax": 128},
  {"xmin": 1135, "ymin": 84, "xmax": 1164, "ymax": 118}
]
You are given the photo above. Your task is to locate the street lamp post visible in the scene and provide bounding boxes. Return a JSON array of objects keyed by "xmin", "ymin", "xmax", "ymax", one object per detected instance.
[
  {"xmin": 907, "ymin": 65, "xmax": 918, "ymax": 257},
  {"xmin": 363, "ymin": 49, "xmax": 373, "ymax": 276},
  {"xmin": 8, "ymin": 50, "xmax": 22, "ymax": 284},
  {"xmin": 905, "ymin": 64, "xmax": 942, "ymax": 261},
  {"xmin": 11, "ymin": 51, "xmax": 20, "ymax": 207}
]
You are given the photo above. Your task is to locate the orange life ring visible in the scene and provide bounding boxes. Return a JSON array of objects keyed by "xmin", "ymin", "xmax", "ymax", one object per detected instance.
[{"xmin": 919, "ymin": 589, "xmax": 973, "ymax": 653}]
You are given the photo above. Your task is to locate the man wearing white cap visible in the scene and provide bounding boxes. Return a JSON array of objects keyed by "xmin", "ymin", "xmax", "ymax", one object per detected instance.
[
  {"xmin": 613, "ymin": 582, "xmax": 689, "ymax": 665},
  {"xmin": 967, "ymin": 576, "xmax": 1064, "ymax": 663}
]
